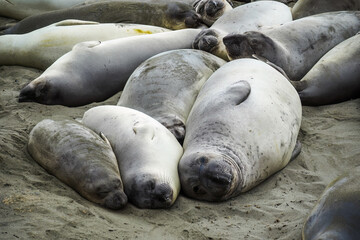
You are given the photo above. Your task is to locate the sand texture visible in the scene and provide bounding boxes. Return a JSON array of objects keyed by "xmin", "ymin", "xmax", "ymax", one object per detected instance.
[{"xmin": 0, "ymin": 14, "xmax": 360, "ymax": 239}]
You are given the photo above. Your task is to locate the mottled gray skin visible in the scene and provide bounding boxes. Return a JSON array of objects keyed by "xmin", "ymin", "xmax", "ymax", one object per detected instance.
[
  {"xmin": 28, "ymin": 119, "xmax": 127, "ymax": 209},
  {"xmin": 117, "ymin": 49, "xmax": 226, "ymax": 144},
  {"xmin": 82, "ymin": 106, "xmax": 183, "ymax": 209},
  {"xmin": 18, "ymin": 29, "xmax": 201, "ymax": 107},
  {"xmin": 179, "ymin": 58, "xmax": 302, "ymax": 201},
  {"xmin": 2, "ymin": 1, "xmax": 202, "ymax": 34},
  {"xmin": 223, "ymin": 11, "xmax": 360, "ymax": 81},
  {"xmin": 302, "ymin": 167, "xmax": 360, "ymax": 240},
  {"xmin": 292, "ymin": 0, "xmax": 360, "ymax": 19},
  {"xmin": 292, "ymin": 34, "xmax": 360, "ymax": 106},
  {"xmin": 193, "ymin": 0, "xmax": 233, "ymax": 26},
  {"xmin": 193, "ymin": 1, "xmax": 292, "ymax": 60}
]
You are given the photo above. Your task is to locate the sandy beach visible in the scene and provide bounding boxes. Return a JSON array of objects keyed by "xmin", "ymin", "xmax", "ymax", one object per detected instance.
[{"xmin": 0, "ymin": 11, "xmax": 359, "ymax": 240}]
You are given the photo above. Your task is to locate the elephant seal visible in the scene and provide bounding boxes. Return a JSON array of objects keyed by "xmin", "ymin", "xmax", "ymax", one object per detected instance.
[
  {"xmin": 292, "ymin": 0, "xmax": 360, "ymax": 20},
  {"xmin": 193, "ymin": 0, "xmax": 292, "ymax": 60},
  {"xmin": 0, "ymin": 20, "xmax": 170, "ymax": 70},
  {"xmin": 0, "ymin": 0, "xmax": 86, "ymax": 20},
  {"xmin": 178, "ymin": 58, "xmax": 302, "ymax": 201},
  {"xmin": 117, "ymin": 49, "xmax": 226, "ymax": 144},
  {"xmin": 193, "ymin": 0, "xmax": 233, "ymax": 26},
  {"xmin": 28, "ymin": 119, "xmax": 128, "ymax": 209},
  {"xmin": 1, "ymin": 1, "xmax": 202, "ymax": 34},
  {"xmin": 292, "ymin": 33, "xmax": 360, "ymax": 106},
  {"xmin": 223, "ymin": 11, "xmax": 360, "ymax": 81},
  {"xmin": 302, "ymin": 167, "xmax": 360, "ymax": 240},
  {"xmin": 82, "ymin": 106, "xmax": 183, "ymax": 209},
  {"xmin": 18, "ymin": 28, "xmax": 201, "ymax": 107}
]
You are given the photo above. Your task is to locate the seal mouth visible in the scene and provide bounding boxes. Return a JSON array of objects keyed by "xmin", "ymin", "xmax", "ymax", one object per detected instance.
[
  {"xmin": 193, "ymin": 29, "xmax": 219, "ymax": 53},
  {"xmin": 205, "ymin": 0, "xmax": 225, "ymax": 19}
]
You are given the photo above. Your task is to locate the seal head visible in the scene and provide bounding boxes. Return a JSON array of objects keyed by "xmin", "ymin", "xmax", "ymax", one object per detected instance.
[
  {"xmin": 127, "ymin": 173, "xmax": 175, "ymax": 209},
  {"xmin": 166, "ymin": 2, "xmax": 202, "ymax": 29},
  {"xmin": 193, "ymin": 0, "xmax": 233, "ymax": 26},
  {"xmin": 18, "ymin": 77, "xmax": 60, "ymax": 105},
  {"xmin": 179, "ymin": 151, "xmax": 241, "ymax": 201}
]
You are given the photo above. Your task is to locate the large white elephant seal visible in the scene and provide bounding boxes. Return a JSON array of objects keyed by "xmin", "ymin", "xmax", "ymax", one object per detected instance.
[
  {"xmin": 117, "ymin": 49, "xmax": 226, "ymax": 144},
  {"xmin": 193, "ymin": 1, "xmax": 292, "ymax": 60},
  {"xmin": 82, "ymin": 106, "xmax": 183, "ymax": 209},
  {"xmin": 28, "ymin": 119, "xmax": 128, "ymax": 209},
  {"xmin": 193, "ymin": 0, "xmax": 233, "ymax": 26},
  {"xmin": 223, "ymin": 11, "xmax": 360, "ymax": 81},
  {"xmin": 1, "ymin": 1, "xmax": 202, "ymax": 34},
  {"xmin": 292, "ymin": 33, "xmax": 360, "ymax": 106},
  {"xmin": 292, "ymin": 0, "xmax": 360, "ymax": 19},
  {"xmin": 0, "ymin": 20, "xmax": 170, "ymax": 70},
  {"xmin": 18, "ymin": 28, "xmax": 201, "ymax": 107},
  {"xmin": 178, "ymin": 58, "xmax": 302, "ymax": 201},
  {"xmin": 302, "ymin": 167, "xmax": 360, "ymax": 240}
]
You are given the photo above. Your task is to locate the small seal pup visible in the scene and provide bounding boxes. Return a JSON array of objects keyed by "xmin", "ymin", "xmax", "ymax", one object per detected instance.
[
  {"xmin": 223, "ymin": 11, "xmax": 360, "ymax": 81},
  {"xmin": 302, "ymin": 167, "xmax": 360, "ymax": 240},
  {"xmin": 1, "ymin": 1, "xmax": 202, "ymax": 34},
  {"xmin": 178, "ymin": 58, "xmax": 302, "ymax": 201},
  {"xmin": 28, "ymin": 119, "xmax": 128, "ymax": 209},
  {"xmin": 292, "ymin": 33, "xmax": 360, "ymax": 106},
  {"xmin": 193, "ymin": 0, "xmax": 292, "ymax": 60},
  {"xmin": 117, "ymin": 49, "xmax": 226, "ymax": 144},
  {"xmin": 18, "ymin": 28, "xmax": 201, "ymax": 107},
  {"xmin": 292, "ymin": 0, "xmax": 360, "ymax": 19},
  {"xmin": 82, "ymin": 106, "xmax": 183, "ymax": 209},
  {"xmin": 193, "ymin": 0, "xmax": 233, "ymax": 26},
  {"xmin": 0, "ymin": 20, "xmax": 170, "ymax": 70}
]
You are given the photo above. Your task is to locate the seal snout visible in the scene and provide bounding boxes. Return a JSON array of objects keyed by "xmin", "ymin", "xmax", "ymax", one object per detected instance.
[
  {"xmin": 18, "ymin": 83, "xmax": 36, "ymax": 103},
  {"xmin": 193, "ymin": 29, "xmax": 218, "ymax": 52},
  {"xmin": 179, "ymin": 153, "xmax": 239, "ymax": 201},
  {"xmin": 205, "ymin": 0, "xmax": 225, "ymax": 18},
  {"xmin": 223, "ymin": 33, "xmax": 254, "ymax": 60},
  {"xmin": 103, "ymin": 190, "xmax": 128, "ymax": 210}
]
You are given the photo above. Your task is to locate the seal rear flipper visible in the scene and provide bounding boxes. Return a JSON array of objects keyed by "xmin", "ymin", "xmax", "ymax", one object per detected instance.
[
  {"xmin": 290, "ymin": 140, "xmax": 301, "ymax": 161},
  {"xmin": 222, "ymin": 80, "xmax": 251, "ymax": 106},
  {"xmin": 54, "ymin": 19, "xmax": 100, "ymax": 27}
]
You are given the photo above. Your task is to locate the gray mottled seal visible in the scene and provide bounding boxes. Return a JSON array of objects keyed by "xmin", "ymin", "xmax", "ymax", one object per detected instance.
[
  {"xmin": 193, "ymin": 0, "xmax": 233, "ymax": 26},
  {"xmin": 292, "ymin": 0, "xmax": 360, "ymax": 19},
  {"xmin": 18, "ymin": 29, "xmax": 201, "ymax": 107},
  {"xmin": 0, "ymin": 20, "xmax": 170, "ymax": 70},
  {"xmin": 28, "ymin": 119, "xmax": 127, "ymax": 209},
  {"xmin": 302, "ymin": 167, "xmax": 360, "ymax": 240},
  {"xmin": 0, "ymin": 0, "xmax": 86, "ymax": 20},
  {"xmin": 82, "ymin": 106, "xmax": 183, "ymax": 209},
  {"xmin": 193, "ymin": 0, "xmax": 292, "ymax": 60},
  {"xmin": 223, "ymin": 11, "xmax": 360, "ymax": 81},
  {"xmin": 178, "ymin": 58, "xmax": 302, "ymax": 201},
  {"xmin": 2, "ymin": 1, "xmax": 202, "ymax": 34},
  {"xmin": 292, "ymin": 33, "xmax": 360, "ymax": 106},
  {"xmin": 117, "ymin": 49, "xmax": 226, "ymax": 144}
]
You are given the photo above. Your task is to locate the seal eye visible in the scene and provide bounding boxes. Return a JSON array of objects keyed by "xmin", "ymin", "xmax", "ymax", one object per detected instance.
[{"xmin": 148, "ymin": 180, "xmax": 156, "ymax": 190}]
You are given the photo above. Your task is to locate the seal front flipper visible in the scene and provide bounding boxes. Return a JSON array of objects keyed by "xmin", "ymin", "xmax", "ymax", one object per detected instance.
[
  {"xmin": 252, "ymin": 54, "xmax": 291, "ymax": 81},
  {"xmin": 220, "ymin": 80, "xmax": 251, "ymax": 106},
  {"xmin": 54, "ymin": 19, "xmax": 100, "ymax": 27},
  {"xmin": 132, "ymin": 121, "xmax": 156, "ymax": 141},
  {"xmin": 290, "ymin": 140, "xmax": 301, "ymax": 162},
  {"xmin": 72, "ymin": 40, "xmax": 101, "ymax": 50}
]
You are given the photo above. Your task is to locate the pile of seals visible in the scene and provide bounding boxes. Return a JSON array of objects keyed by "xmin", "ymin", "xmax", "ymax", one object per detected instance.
[{"xmin": 1, "ymin": 0, "xmax": 360, "ymax": 238}]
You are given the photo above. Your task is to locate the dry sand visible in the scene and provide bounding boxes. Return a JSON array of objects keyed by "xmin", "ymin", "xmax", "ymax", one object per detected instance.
[{"xmin": 0, "ymin": 13, "xmax": 360, "ymax": 239}]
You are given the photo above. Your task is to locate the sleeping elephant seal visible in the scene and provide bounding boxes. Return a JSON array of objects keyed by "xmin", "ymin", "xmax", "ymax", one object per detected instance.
[
  {"xmin": 223, "ymin": 11, "xmax": 360, "ymax": 81},
  {"xmin": 193, "ymin": 0, "xmax": 292, "ymax": 60},
  {"xmin": 117, "ymin": 49, "xmax": 226, "ymax": 144},
  {"xmin": 18, "ymin": 28, "xmax": 201, "ymax": 107},
  {"xmin": 1, "ymin": 0, "xmax": 201, "ymax": 34},
  {"xmin": 302, "ymin": 167, "xmax": 360, "ymax": 240},
  {"xmin": 193, "ymin": 0, "xmax": 233, "ymax": 26},
  {"xmin": 292, "ymin": 0, "xmax": 360, "ymax": 19},
  {"xmin": 28, "ymin": 119, "xmax": 127, "ymax": 209},
  {"xmin": 82, "ymin": 106, "xmax": 183, "ymax": 209},
  {"xmin": 0, "ymin": 20, "xmax": 170, "ymax": 70},
  {"xmin": 292, "ymin": 33, "xmax": 360, "ymax": 106},
  {"xmin": 178, "ymin": 58, "xmax": 302, "ymax": 201},
  {"xmin": 0, "ymin": 0, "xmax": 86, "ymax": 20}
]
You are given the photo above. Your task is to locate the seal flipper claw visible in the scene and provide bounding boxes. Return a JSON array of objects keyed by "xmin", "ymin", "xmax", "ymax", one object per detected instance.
[
  {"xmin": 290, "ymin": 140, "xmax": 301, "ymax": 161},
  {"xmin": 99, "ymin": 132, "xmax": 112, "ymax": 149}
]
